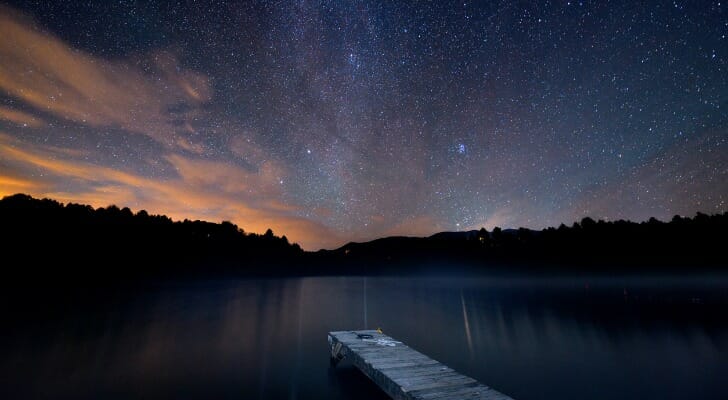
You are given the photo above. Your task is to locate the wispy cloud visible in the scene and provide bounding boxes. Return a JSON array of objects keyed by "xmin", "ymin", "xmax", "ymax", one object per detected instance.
[
  {"xmin": 0, "ymin": 6, "xmax": 348, "ymax": 249},
  {"xmin": 0, "ymin": 106, "xmax": 44, "ymax": 127},
  {"xmin": 0, "ymin": 134, "xmax": 341, "ymax": 249},
  {"xmin": 0, "ymin": 6, "xmax": 209, "ymax": 148},
  {"xmin": 0, "ymin": 175, "xmax": 42, "ymax": 193}
]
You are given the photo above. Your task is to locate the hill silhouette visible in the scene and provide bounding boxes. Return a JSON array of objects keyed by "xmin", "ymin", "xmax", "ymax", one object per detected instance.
[
  {"xmin": 315, "ymin": 214, "xmax": 727, "ymax": 273},
  {"xmin": 1, "ymin": 193, "xmax": 726, "ymax": 282}
]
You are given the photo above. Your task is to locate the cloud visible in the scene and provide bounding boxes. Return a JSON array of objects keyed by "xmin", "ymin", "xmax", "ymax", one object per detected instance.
[
  {"xmin": 0, "ymin": 6, "xmax": 210, "ymax": 148},
  {"xmin": 0, "ymin": 6, "xmax": 348, "ymax": 250},
  {"xmin": 164, "ymin": 154, "xmax": 284, "ymax": 202},
  {"xmin": 0, "ymin": 175, "xmax": 42, "ymax": 194},
  {"xmin": 174, "ymin": 137, "xmax": 207, "ymax": 155},
  {"xmin": 228, "ymin": 134, "xmax": 269, "ymax": 169},
  {"xmin": 0, "ymin": 137, "xmax": 341, "ymax": 249},
  {"xmin": 0, "ymin": 106, "xmax": 44, "ymax": 127}
]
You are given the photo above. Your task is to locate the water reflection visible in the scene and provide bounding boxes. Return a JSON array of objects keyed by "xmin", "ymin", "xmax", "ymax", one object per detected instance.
[
  {"xmin": 460, "ymin": 290, "xmax": 474, "ymax": 358},
  {"xmin": 2, "ymin": 275, "xmax": 727, "ymax": 399}
]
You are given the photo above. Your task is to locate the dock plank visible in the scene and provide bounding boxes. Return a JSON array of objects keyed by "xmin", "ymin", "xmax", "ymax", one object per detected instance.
[{"xmin": 328, "ymin": 330, "xmax": 515, "ymax": 400}]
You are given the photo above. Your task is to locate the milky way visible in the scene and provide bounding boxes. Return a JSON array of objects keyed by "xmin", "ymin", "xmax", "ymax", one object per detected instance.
[{"xmin": 0, "ymin": 1, "xmax": 726, "ymax": 249}]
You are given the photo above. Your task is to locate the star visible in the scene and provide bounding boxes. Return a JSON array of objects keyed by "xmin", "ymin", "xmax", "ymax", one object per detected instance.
[{"xmin": 0, "ymin": 0, "xmax": 723, "ymax": 250}]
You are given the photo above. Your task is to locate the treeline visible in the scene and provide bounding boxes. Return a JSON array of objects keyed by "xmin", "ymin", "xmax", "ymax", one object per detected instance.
[
  {"xmin": 316, "ymin": 213, "xmax": 728, "ymax": 273},
  {"xmin": 1, "ymin": 193, "xmax": 726, "ymax": 282},
  {"xmin": 0, "ymin": 194, "xmax": 302, "ymax": 281}
]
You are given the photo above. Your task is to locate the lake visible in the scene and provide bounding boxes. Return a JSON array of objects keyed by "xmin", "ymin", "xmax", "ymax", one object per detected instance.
[{"xmin": 2, "ymin": 274, "xmax": 727, "ymax": 399}]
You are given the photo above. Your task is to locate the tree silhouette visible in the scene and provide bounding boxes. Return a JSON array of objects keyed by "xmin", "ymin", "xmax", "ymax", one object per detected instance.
[
  {"xmin": 0, "ymin": 193, "xmax": 304, "ymax": 281},
  {"xmin": 477, "ymin": 227, "xmax": 489, "ymax": 246},
  {"xmin": 1, "ymin": 192, "xmax": 726, "ymax": 281}
]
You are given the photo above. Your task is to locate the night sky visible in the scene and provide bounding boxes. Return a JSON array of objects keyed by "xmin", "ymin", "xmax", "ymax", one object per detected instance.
[{"xmin": 0, "ymin": 1, "xmax": 726, "ymax": 249}]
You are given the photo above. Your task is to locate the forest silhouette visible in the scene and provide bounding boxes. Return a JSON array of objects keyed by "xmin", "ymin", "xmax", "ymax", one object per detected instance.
[
  {"xmin": 1, "ymin": 193, "xmax": 725, "ymax": 282},
  {"xmin": 317, "ymin": 212, "xmax": 727, "ymax": 274},
  {"xmin": 0, "ymin": 193, "xmax": 301, "ymax": 282}
]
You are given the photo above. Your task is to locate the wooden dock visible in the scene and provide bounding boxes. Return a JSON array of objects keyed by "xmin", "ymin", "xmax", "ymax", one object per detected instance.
[{"xmin": 328, "ymin": 330, "xmax": 515, "ymax": 400}]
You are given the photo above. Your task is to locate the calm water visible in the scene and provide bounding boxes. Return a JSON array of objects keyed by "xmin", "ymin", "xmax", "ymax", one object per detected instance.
[{"xmin": 2, "ymin": 275, "xmax": 727, "ymax": 399}]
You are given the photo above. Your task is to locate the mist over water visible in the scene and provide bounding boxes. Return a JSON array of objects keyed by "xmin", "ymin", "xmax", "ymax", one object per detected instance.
[{"xmin": 2, "ymin": 274, "xmax": 727, "ymax": 400}]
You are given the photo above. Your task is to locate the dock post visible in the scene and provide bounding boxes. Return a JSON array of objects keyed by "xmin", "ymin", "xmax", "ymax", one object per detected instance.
[{"xmin": 328, "ymin": 334, "xmax": 346, "ymax": 366}]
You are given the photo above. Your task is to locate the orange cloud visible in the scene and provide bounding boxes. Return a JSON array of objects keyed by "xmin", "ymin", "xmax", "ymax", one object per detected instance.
[
  {"xmin": 0, "ymin": 175, "xmax": 41, "ymax": 196},
  {"xmin": 0, "ymin": 137, "xmax": 340, "ymax": 249},
  {"xmin": 0, "ymin": 106, "xmax": 44, "ymax": 127},
  {"xmin": 165, "ymin": 154, "xmax": 285, "ymax": 200},
  {"xmin": 0, "ymin": 6, "xmax": 365, "ymax": 249},
  {"xmin": 0, "ymin": 6, "xmax": 210, "ymax": 148},
  {"xmin": 174, "ymin": 137, "xmax": 207, "ymax": 155}
]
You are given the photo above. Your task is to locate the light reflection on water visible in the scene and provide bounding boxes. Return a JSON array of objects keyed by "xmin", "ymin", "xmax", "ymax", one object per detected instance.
[{"xmin": 2, "ymin": 275, "xmax": 727, "ymax": 399}]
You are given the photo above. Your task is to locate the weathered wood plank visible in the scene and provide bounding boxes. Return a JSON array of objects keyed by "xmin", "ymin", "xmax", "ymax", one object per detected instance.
[
  {"xmin": 328, "ymin": 330, "xmax": 515, "ymax": 400},
  {"xmin": 411, "ymin": 383, "xmax": 502, "ymax": 400}
]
